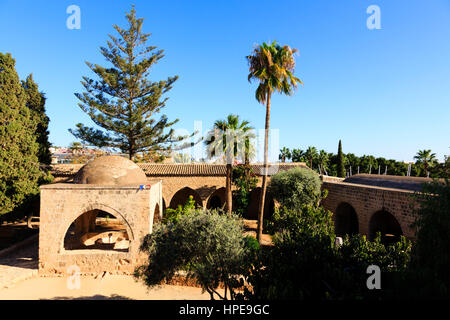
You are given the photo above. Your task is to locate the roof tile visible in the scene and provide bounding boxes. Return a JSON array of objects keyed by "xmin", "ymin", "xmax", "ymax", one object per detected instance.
[{"xmin": 50, "ymin": 162, "xmax": 308, "ymax": 177}]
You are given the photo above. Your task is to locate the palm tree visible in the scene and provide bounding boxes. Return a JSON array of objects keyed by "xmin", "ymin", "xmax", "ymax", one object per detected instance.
[
  {"xmin": 204, "ymin": 114, "xmax": 254, "ymax": 214},
  {"xmin": 304, "ymin": 146, "xmax": 318, "ymax": 169},
  {"xmin": 279, "ymin": 147, "xmax": 291, "ymax": 162},
  {"xmin": 291, "ymin": 148, "xmax": 305, "ymax": 163},
  {"xmin": 247, "ymin": 41, "xmax": 302, "ymax": 243},
  {"xmin": 414, "ymin": 149, "xmax": 437, "ymax": 177},
  {"xmin": 318, "ymin": 149, "xmax": 330, "ymax": 175}
]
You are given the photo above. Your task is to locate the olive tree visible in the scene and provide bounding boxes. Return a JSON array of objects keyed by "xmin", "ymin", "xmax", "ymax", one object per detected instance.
[{"xmin": 134, "ymin": 209, "xmax": 257, "ymax": 300}]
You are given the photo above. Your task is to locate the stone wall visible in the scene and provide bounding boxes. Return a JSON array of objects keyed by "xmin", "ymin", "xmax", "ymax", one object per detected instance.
[
  {"xmin": 321, "ymin": 180, "xmax": 418, "ymax": 239},
  {"xmin": 39, "ymin": 181, "xmax": 162, "ymax": 275}
]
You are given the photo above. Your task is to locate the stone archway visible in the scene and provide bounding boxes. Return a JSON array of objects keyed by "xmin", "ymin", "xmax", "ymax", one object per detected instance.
[
  {"xmin": 60, "ymin": 203, "xmax": 134, "ymax": 253},
  {"xmin": 334, "ymin": 202, "xmax": 359, "ymax": 237},
  {"xmin": 206, "ymin": 187, "xmax": 226, "ymax": 210},
  {"xmin": 169, "ymin": 187, "xmax": 203, "ymax": 209},
  {"xmin": 153, "ymin": 203, "xmax": 161, "ymax": 225},
  {"xmin": 63, "ymin": 209, "xmax": 130, "ymax": 252},
  {"xmin": 369, "ymin": 210, "xmax": 403, "ymax": 244}
]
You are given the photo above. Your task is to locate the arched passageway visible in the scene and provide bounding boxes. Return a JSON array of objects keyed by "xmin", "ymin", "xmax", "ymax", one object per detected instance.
[
  {"xmin": 369, "ymin": 210, "xmax": 403, "ymax": 244},
  {"xmin": 63, "ymin": 209, "xmax": 130, "ymax": 252},
  {"xmin": 334, "ymin": 202, "xmax": 359, "ymax": 237},
  {"xmin": 207, "ymin": 188, "xmax": 226, "ymax": 210},
  {"xmin": 153, "ymin": 203, "xmax": 161, "ymax": 225},
  {"xmin": 246, "ymin": 187, "xmax": 275, "ymax": 220},
  {"xmin": 169, "ymin": 187, "xmax": 202, "ymax": 209}
]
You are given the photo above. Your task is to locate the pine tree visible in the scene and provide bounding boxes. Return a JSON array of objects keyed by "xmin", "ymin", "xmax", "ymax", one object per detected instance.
[
  {"xmin": 337, "ymin": 140, "xmax": 345, "ymax": 178},
  {"xmin": 69, "ymin": 7, "xmax": 189, "ymax": 160},
  {"xmin": 22, "ymin": 74, "xmax": 52, "ymax": 165},
  {"xmin": 0, "ymin": 53, "xmax": 43, "ymax": 218}
]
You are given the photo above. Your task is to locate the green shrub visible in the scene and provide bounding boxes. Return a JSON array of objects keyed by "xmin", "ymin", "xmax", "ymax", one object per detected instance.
[
  {"xmin": 232, "ymin": 164, "xmax": 258, "ymax": 216},
  {"xmin": 268, "ymin": 167, "xmax": 322, "ymax": 210},
  {"xmin": 162, "ymin": 195, "xmax": 196, "ymax": 224},
  {"xmin": 243, "ymin": 205, "xmax": 412, "ymax": 300},
  {"xmin": 336, "ymin": 233, "xmax": 412, "ymax": 299},
  {"xmin": 135, "ymin": 209, "xmax": 255, "ymax": 300},
  {"xmin": 243, "ymin": 205, "xmax": 340, "ymax": 300},
  {"xmin": 407, "ymin": 178, "xmax": 450, "ymax": 298}
]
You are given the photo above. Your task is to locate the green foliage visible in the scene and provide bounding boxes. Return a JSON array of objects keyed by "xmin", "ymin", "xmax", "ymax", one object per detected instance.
[
  {"xmin": 244, "ymin": 205, "xmax": 340, "ymax": 300},
  {"xmin": 135, "ymin": 209, "xmax": 254, "ymax": 300},
  {"xmin": 247, "ymin": 41, "xmax": 302, "ymax": 104},
  {"xmin": 204, "ymin": 114, "xmax": 255, "ymax": 213},
  {"xmin": 291, "ymin": 148, "xmax": 304, "ymax": 163},
  {"xmin": 0, "ymin": 52, "xmax": 46, "ymax": 220},
  {"xmin": 22, "ymin": 74, "xmax": 52, "ymax": 165},
  {"xmin": 204, "ymin": 114, "xmax": 254, "ymax": 163},
  {"xmin": 280, "ymin": 144, "xmax": 448, "ymax": 178},
  {"xmin": 414, "ymin": 149, "xmax": 438, "ymax": 177},
  {"xmin": 430, "ymin": 155, "xmax": 449, "ymax": 178},
  {"xmin": 279, "ymin": 147, "xmax": 291, "ymax": 162},
  {"xmin": 232, "ymin": 164, "xmax": 258, "ymax": 216},
  {"xmin": 244, "ymin": 205, "xmax": 412, "ymax": 300},
  {"xmin": 304, "ymin": 146, "xmax": 318, "ymax": 169},
  {"xmin": 340, "ymin": 233, "xmax": 411, "ymax": 272},
  {"xmin": 163, "ymin": 195, "xmax": 196, "ymax": 224},
  {"xmin": 407, "ymin": 178, "xmax": 450, "ymax": 297},
  {"xmin": 69, "ymin": 7, "xmax": 190, "ymax": 159},
  {"xmin": 269, "ymin": 167, "xmax": 322, "ymax": 210}
]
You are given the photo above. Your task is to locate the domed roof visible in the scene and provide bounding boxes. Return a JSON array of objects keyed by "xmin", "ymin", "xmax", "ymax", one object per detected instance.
[{"xmin": 73, "ymin": 156, "xmax": 147, "ymax": 186}]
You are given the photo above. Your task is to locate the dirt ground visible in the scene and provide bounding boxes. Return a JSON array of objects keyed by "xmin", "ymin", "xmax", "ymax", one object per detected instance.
[{"xmin": 0, "ymin": 275, "xmax": 214, "ymax": 300}]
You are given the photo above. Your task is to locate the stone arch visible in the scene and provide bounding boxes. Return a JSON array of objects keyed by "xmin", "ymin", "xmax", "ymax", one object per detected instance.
[
  {"xmin": 169, "ymin": 187, "xmax": 203, "ymax": 209},
  {"xmin": 246, "ymin": 187, "xmax": 275, "ymax": 220},
  {"xmin": 334, "ymin": 202, "xmax": 359, "ymax": 237},
  {"xmin": 206, "ymin": 187, "xmax": 226, "ymax": 210},
  {"xmin": 369, "ymin": 209, "xmax": 403, "ymax": 244},
  {"xmin": 60, "ymin": 203, "xmax": 134, "ymax": 253}
]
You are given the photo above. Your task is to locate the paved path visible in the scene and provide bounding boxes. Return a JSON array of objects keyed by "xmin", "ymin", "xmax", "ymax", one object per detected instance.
[{"xmin": 0, "ymin": 240, "xmax": 38, "ymax": 289}]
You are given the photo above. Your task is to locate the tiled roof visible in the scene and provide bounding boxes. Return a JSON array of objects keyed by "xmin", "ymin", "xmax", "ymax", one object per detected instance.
[{"xmin": 51, "ymin": 162, "xmax": 308, "ymax": 177}]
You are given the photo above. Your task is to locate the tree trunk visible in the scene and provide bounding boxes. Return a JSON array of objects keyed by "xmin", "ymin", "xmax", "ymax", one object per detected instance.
[
  {"xmin": 257, "ymin": 92, "xmax": 271, "ymax": 244},
  {"xmin": 226, "ymin": 162, "xmax": 233, "ymax": 214}
]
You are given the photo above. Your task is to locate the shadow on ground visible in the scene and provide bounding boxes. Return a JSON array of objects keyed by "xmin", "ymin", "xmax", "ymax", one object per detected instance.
[{"xmin": 0, "ymin": 241, "xmax": 38, "ymax": 269}]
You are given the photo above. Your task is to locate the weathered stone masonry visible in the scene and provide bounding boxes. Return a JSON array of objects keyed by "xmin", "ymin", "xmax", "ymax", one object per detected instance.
[{"xmin": 39, "ymin": 183, "xmax": 162, "ymax": 275}]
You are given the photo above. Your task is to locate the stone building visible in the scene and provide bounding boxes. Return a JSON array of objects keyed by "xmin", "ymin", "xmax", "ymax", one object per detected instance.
[
  {"xmin": 321, "ymin": 174, "xmax": 431, "ymax": 243},
  {"xmin": 39, "ymin": 156, "xmax": 162, "ymax": 275},
  {"xmin": 42, "ymin": 157, "xmax": 306, "ymax": 275},
  {"xmin": 42, "ymin": 157, "xmax": 426, "ymax": 275}
]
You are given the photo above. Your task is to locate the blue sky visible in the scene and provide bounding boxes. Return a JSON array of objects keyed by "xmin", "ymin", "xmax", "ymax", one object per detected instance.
[{"xmin": 0, "ymin": 0, "xmax": 449, "ymax": 162}]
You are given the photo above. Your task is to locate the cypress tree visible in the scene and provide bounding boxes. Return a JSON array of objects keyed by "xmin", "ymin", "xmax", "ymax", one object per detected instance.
[
  {"xmin": 69, "ymin": 7, "xmax": 189, "ymax": 160},
  {"xmin": 22, "ymin": 74, "xmax": 52, "ymax": 165},
  {"xmin": 337, "ymin": 139, "xmax": 345, "ymax": 178},
  {"xmin": 0, "ymin": 53, "xmax": 43, "ymax": 218}
]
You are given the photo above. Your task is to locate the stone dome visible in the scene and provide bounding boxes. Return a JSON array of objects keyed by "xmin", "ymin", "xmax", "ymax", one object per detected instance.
[{"xmin": 73, "ymin": 156, "xmax": 147, "ymax": 186}]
